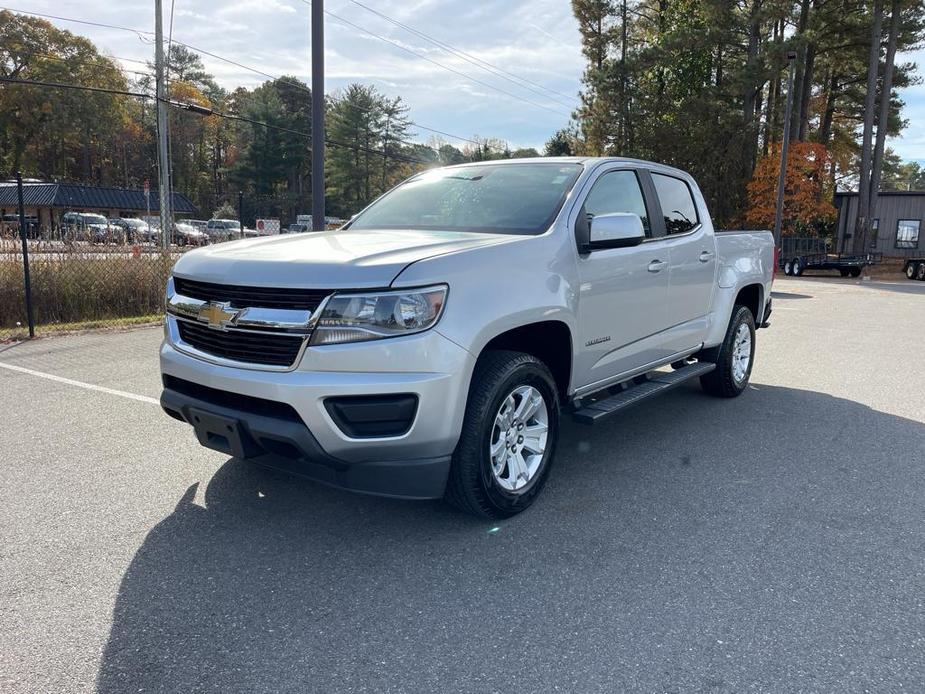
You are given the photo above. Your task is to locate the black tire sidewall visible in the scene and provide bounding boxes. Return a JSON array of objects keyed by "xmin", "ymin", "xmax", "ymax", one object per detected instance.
[
  {"xmin": 466, "ymin": 358, "xmax": 560, "ymax": 516},
  {"xmin": 484, "ymin": 364, "xmax": 559, "ymax": 512},
  {"xmin": 722, "ymin": 306, "xmax": 756, "ymax": 395}
]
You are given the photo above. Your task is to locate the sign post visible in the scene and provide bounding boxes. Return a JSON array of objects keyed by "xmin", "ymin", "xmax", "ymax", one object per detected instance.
[{"xmin": 144, "ymin": 179, "xmax": 151, "ymax": 242}]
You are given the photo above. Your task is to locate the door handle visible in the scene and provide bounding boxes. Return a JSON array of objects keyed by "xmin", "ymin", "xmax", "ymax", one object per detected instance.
[
  {"xmin": 699, "ymin": 251, "xmax": 715, "ymax": 263},
  {"xmin": 648, "ymin": 260, "xmax": 668, "ymax": 273}
]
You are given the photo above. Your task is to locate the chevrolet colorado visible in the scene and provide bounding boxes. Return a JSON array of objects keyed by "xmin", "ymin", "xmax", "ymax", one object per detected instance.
[{"xmin": 160, "ymin": 158, "xmax": 774, "ymax": 517}]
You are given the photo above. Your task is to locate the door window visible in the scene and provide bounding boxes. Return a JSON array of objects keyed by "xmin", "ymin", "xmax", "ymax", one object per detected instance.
[
  {"xmin": 582, "ymin": 170, "xmax": 650, "ymax": 236},
  {"xmin": 651, "ymin": 173, "xmax": 699, "ymax": 235}
]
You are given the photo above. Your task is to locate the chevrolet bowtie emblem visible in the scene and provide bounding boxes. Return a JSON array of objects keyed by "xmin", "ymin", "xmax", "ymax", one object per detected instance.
[{"xmin": 198, "ymin": 301, "xmax": 240, "ymax": 330}]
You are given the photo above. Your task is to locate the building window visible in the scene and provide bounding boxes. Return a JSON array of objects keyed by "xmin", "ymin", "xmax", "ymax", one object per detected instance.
[
  {"xmin": 870, "ymin": 218, "xmax": 879, "ymax": 248},
  {"xmin": 895, "ymin": 219, "xmax": 920, "ymax": 249}
]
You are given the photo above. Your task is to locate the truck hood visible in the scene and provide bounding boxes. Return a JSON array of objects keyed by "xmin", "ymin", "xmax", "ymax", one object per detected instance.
[{"xmin": 172, "ymin": 228, "xmax": 517, "ymax": 288}]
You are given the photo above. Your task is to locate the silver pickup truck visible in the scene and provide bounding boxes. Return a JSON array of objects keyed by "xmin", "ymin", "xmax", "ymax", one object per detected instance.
[{"xmin": 160, "ymin": 157, "xmax": 775, "ymax": 517}]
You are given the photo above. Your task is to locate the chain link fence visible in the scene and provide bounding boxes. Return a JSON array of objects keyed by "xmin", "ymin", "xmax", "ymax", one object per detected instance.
[{"xmin": 0, "ymin": 226, "xmax": 191, "ymax": 342}]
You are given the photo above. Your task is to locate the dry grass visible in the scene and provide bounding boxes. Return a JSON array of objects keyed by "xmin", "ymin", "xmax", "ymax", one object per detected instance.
[{"xmin": 1, "ymin": 244, "xmax": 176, "ymax": 339}]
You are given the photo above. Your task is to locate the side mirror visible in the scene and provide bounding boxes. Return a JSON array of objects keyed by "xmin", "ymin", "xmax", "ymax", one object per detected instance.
[{"xmin": 587, "ymin": 213, "xmax": 645, "ymax": 251}]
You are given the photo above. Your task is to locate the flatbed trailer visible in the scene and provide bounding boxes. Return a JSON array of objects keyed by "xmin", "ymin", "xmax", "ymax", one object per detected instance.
[
  {"xmin": 779, "ymin": 237, "xmax": 882, "ymax": 277},
  {"xmin": 903, "ymin": 257, "xmax": 925, "ymax": 281}
]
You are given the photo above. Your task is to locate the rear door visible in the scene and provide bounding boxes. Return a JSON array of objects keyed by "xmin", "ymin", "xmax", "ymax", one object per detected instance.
[
  {"xmin": 572, "ymin": 167, "xmax": 673, "ymax": 391},
  {"xmin": 649, "ymin": 172, "xmax": 716, "ymax": 353}
]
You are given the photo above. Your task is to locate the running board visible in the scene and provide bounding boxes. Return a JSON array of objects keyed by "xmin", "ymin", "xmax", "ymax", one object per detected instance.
[{"xmin": 572, "ymin": 362, "xmax": 716, "ymax": 424}]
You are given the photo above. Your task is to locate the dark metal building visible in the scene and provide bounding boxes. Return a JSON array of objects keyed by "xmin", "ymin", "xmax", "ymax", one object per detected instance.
[
  {"xmin": 0, "ymin": 181, "xmax": 197, "ymax": 229},
  {"xmin": 834, "ymin": 191, "xmax": 924, "ymax": 258}
]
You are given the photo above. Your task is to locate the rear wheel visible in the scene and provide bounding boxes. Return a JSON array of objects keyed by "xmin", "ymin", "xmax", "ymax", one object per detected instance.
[
  {"xmin": 907, "ymin": 262, "xmax": 919, "ymax": 280},
  {"xmin": 783, "ymin": 259, "xmax": 793, "ymax": 276},
  {"xmin": 700, "ymin": 305, "xmax": 756, "ymax": 398},
  {"xmin": 792, "ymin": 257, "xmax": 804, "ymax": 276},
  {"xmin": 839, "ymin": 269, "xmax": 850, "ymax": 277},
  {"xmin": 445, "ymin": 351, "xmax": 560, "ymax": 518},
  {"xmin": 917, "ymin": 263, "xmax": 925, "ymax": 281},
  {"xmin": 849, "ymin": 267, "xmax": 861, "ymax": 278}
]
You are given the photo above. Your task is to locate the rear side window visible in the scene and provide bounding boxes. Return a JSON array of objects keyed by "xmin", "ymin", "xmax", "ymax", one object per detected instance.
[
  {"xmin": 582, "ymin": 170, "xmax": 650, "ymax": 236},
  {"xmin": 652, "ymin": 173, "xmax": 698, "ymax": 235}
]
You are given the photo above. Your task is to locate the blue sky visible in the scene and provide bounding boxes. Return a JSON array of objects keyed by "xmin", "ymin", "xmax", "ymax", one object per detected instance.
[{"xmin": 14, "ymin": 1, "xmax": 925, "ymax": 160}]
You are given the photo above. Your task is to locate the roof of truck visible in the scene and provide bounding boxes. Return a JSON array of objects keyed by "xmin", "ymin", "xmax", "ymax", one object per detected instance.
[{"xmin": 444, "ymin": 156, "xmax": 691, "ymax": 177}]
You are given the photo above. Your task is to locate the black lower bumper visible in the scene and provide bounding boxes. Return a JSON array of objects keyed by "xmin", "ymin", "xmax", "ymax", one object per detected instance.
[{"xmin": 160, "ymin": 379, "xmax": 451, "ymax": 500}]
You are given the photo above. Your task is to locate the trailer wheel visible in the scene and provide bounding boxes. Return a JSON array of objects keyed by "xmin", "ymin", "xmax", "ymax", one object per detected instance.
[
  {"xmin": 907, "ymin": 262, "xmax": 918, "ymax": 280},
  {"xmin": 917, "ymin": 263, "xmax": 925, "ymax": 281},
  {"xmin": 849, "ymin": 267, "xmax": 861, "ymax": 278},
  {"xmin": 839, "ymin": 269, "xmax": 850, "ymax": 277},
  {"xmin": 792, "ymin": 257, "xmax": 804, "ymax": 277},
  {"xmin": 783, "ymin": 259, "xmax": 793, "ymax": 275}
]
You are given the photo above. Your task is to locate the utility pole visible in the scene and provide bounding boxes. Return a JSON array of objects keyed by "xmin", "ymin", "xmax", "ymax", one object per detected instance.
[
  {"xmin": 772, "ymin": 51, "xmax": 797, "ymax": 249},
  {"xmin": 311, "ymin": 0, "xmax": 325, "ymax": 231},
  {"xmin": 154, "ymin": 0, "xmax": 173, "ymax": 250}
]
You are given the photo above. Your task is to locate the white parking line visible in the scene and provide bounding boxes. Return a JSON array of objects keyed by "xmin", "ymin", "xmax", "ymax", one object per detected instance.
[{"xmin": 0, "ymin": 361, "xmax": 159, "ymax": 405}]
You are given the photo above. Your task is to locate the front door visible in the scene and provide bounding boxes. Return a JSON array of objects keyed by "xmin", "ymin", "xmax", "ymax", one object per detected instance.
[{"xmin": 572, "ymin": 168, "xmax": 673, "ymax": 392}]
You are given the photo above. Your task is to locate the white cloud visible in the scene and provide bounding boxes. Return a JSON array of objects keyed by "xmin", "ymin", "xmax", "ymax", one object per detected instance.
[
  {"xmin": 23, "ymin": 0, "xmax": 923, "ymax": 158},
  {"xmin": 21, "ymin": 0, "xmax": 581, "ymax": 149}
]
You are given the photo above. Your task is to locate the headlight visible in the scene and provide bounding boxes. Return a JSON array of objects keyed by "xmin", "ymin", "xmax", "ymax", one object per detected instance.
[{"xmin": 310, "ymin": 285, "xmax": 447, "ymax": 346}]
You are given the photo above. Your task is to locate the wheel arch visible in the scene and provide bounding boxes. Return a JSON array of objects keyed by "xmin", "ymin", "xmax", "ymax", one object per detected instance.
[
  {"xmin": 734, "ymin": 283, "xmax": 764, "ymax": 322},
  {"xmin": 476, "ymin": 320, "xmax": 573, "ymax": 400}
]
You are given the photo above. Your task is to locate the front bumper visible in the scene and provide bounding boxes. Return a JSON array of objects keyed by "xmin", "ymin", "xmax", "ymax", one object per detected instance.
[
  {"xmin": 160, "ymin": 378, "xmax": 451, "ymax": 499},
  {"xmin": 159, "ymin": 321, "xmax": 475, "ymax": 498}
]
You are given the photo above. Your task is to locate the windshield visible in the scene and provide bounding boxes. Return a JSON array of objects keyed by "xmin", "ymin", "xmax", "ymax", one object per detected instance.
[
  {"xmin": 83, "ymin": 214, "xmax": 107, "ymax": 225},
  {"xmin": 348, "ymin": 162, "xmax": 583, "ymax": 235}
]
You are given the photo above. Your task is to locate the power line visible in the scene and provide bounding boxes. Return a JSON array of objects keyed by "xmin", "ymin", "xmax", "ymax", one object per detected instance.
[
  {"xmin": 0, "ymin": 76, "xmax": 433, "ymax": 165},
  {"xmin": 344, "ymin": 0, "xmax": 577, "ymax": 107},
  {"xmin": 0, "ymin": 75, "xmax": 151, "ymax": 99},
  {"xmin": 1, "ymin": 7, "xmax": 483, "ymax": 146},
  {"xmin": 8, "ymin": 50, "xmax": 150, "ymax": 77},
  {"xmin": 301, "ymin": 0, "xmax": 573, "ymax": 119},
  {"xmin": 0, "ymin": 7, "xmax": 155, "ymax": 39}
]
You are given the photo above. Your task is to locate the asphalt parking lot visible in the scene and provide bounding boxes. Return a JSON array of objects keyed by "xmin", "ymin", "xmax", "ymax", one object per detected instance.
[{"xmin": 1, "ymin": 276, "xmax": 923, "ymax": 693}]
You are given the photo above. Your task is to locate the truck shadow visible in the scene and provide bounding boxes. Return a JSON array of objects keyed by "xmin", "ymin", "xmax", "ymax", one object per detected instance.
[{"xmin": 96, "ymin": 384, "xmax": 925, "ymax": 693}]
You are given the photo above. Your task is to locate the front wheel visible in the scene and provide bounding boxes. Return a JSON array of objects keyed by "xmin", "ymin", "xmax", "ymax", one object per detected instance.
[
  {"xmin": 907, "ymin": 262, "xmax": 918, "ymax": 280},
  {"xmin": 700, "ymin": 305, "xmax": 756, "ymax": 398},
  {"xmin": 792, "ymin": 257, "xmax": 804, "ymax": 276},
  {"xmin": 783, "ymin": 259, "xmax": 793, "ymax": 276},
  {"xmin": 917, "ymin": 263, "xmax": 925, "ymax": 281},
  {"xmin": 445, "ymin": 351, "xmax": 560, "ymax": 518}
]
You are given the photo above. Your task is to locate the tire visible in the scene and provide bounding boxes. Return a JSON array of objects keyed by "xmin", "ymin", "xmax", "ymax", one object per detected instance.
[
  {"xmin": 839, "ymin": 269, "xmax": 850, "ymax": 277},
  {"xmin": 917, "ymin": 263, "xmax": 925, "ymax": 281},
  {"xmin": 792, "ymin": 257, "xmax": 804, "ymax": 276},
  {"xmin": 445, "ymin": 350, "xmax": 560, "ymax": 518},
  {"xmin": 783, "ymin": 259, "xmax": 793, "ymax": 276},
  {"xmin": 700, "ymin": 305, "xmax": 756, "ymax": 398},
  {"xmin": 849, "ymin": 267, "xmax": 861, "ymax": 278},
  {"xmin": 907, "ymin": 262, "xmax": 918, "ymax": 280}
]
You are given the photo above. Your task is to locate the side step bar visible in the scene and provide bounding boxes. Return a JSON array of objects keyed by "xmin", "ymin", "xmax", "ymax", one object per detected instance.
[{"xmin": 573, "ymin": 361, "xmax": 716, "ymax": 424}]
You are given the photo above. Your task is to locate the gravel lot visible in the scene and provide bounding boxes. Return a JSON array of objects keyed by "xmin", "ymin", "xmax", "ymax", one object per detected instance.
[{"xmin": 1, "ymin": 276, "xmax": 923, "ymax": 693}]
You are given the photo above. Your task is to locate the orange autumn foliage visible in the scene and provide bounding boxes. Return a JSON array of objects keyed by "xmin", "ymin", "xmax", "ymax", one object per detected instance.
[{"xmin": 745, "ymin": 142, "xmax": 836, "ymax": 235}]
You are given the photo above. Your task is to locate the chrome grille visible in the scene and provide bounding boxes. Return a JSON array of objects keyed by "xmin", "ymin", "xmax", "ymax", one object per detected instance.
[
  {"xmin": 173, "ymin": 277, "xmax": 328, "ymax": 311},
  {"xmin": 167, "ymin": 277, "xmax": 330, "ymax": 369}
]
